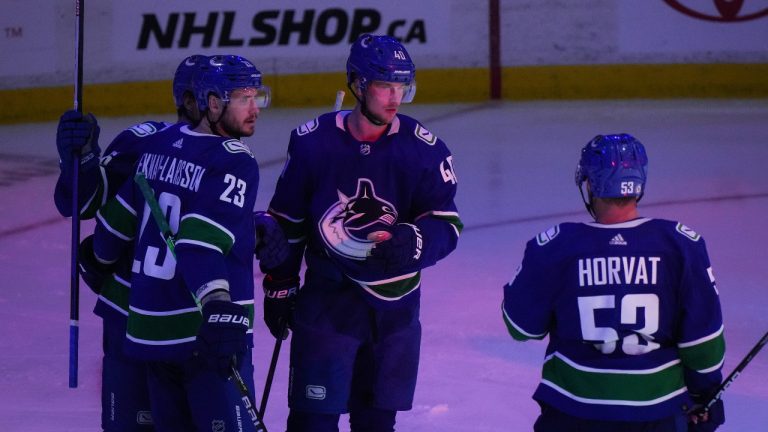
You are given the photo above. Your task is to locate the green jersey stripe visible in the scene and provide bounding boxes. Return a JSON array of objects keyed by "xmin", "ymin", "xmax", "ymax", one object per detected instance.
[
  {"xmin": 502, "ymin": 304, "xmax": 546, "ymax": 340},
  {"xmin": 269, "ymin": 210, "xmax": 306, "ymax": 241},
  {"xmin": 127, "ymin": 308, "xmax": 202, "ymax": 343},
  {"xmin": 96, "ymin": 196, "xmax": 137, "ymax": 241},
  {"xmin": 178, "ymin": 214, "xmax": 235, "ymax": 255},
  {"xmin": 540, "ymin": 379, "xmax": 688, "ymax": 407},
  {"xmin": 98, "ymin": 275, "xmax": 131, "ymax": 314},
  {"xmin": 541, "ymin": 352, "xmax": 686, "ymax": 402},
  {"xmin": 350, "ymin": 272, "xmax": 421, "ymax": 300},
  {"xmin": 435, "ymin": 212, "xmax": 464, "ymax": 233},
  {"xmin": 679, "ymin": 327, "xmax": 726, "ymax": 372},
  {"xmin": 81, "ymin": 166, "xmax": 109, "ymax": 219},
  {"xmin": 127, "ymin": 301, "xmax": 255, "ymax": 344}
]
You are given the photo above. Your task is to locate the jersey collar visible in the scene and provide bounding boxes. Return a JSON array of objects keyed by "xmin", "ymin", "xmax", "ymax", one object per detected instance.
[
  {"xmin": 336, "ymin": 111, "xmax": 400, "ymax": 136},
  {"xmin": 585, "ymin": 217, "xmax": 651, "ymax": 229}
]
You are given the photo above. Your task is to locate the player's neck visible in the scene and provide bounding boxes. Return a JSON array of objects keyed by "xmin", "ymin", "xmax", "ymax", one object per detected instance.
[
  {"xmin": 347, "ymin": 108, "xmax": 387, "ymax": 142},
  {"xmin": 194, "ymin": 117, "xmax": 228, "ymax": 138},
  {"xmin": 594, "ymin": 205, "xmax": 639, "ymax": 224}
]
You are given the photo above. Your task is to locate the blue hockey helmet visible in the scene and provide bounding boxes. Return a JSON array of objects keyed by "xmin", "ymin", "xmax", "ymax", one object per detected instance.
[
  {"xmin": 172, "ymin": 55, "xmax": 208, "ymax": 108},
  {"xmin": 194, "ymin": 55, "xmax": 271, "ymax": 112},
  {"xmin": 346, "ymin": 34, "xmax": 416, "ymax": 103},
  {"xmin": 575, "ymin": 133, "xmax": 648, "ymax": 199}
]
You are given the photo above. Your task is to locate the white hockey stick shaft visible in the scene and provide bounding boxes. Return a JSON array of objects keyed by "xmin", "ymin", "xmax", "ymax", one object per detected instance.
[{"xmin": 334, "ymin": 90, "xmax": 345, "ymax": 111}]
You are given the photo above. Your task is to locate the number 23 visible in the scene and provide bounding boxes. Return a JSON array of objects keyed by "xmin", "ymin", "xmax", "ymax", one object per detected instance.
[{"xmin": 220, "ymin": 174, "xmax": 246, "ymax": 207}]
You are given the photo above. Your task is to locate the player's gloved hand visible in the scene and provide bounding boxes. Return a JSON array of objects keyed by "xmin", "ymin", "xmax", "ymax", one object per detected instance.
[
  {"xmin": 263, "ymin": 274, "xmax": 299, "ymax": 339},
  {"xmin": 368, "ymin": 223, "xmax": 422, "ymax": 273},
  {"xmin": 195, "ymin": 300, "xmax": 250, "ymax": 379},
  {"xmin": 687, "ymin": 392, "xmax": 725, "ymax": 432},
  {"xmin": 56, "ymin": 110, "xmax": 101, "ymax": 169},
  {"xmin": 253, "ymin": 211, "xmax": 289, "ymax": 269},
  {"xmin": 77, "ymin": 234, "xmax": 113, "ymax": 295}
]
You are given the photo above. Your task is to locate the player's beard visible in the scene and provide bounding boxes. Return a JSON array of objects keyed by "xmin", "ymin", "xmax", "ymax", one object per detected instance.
[{"xmin": 219, "ymin": 112, "xmax": 256, "ymax": 139}]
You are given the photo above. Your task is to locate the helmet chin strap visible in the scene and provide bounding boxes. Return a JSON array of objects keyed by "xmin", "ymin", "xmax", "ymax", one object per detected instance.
[
  {"xmin": 347, "ymin": 82, "xmax": 387, "ymax": 126},
  {"xmin": 578, "ymin": 184, "xmax": 597, "ymax": 221},
  {"xmin": 206, "ymin": 102, "xmax": 242, "ymax": 139}
]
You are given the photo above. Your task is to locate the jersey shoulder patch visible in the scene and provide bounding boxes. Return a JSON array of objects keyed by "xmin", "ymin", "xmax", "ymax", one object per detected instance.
[
  {"xmin": 536, "ymin": 224, "xmax": 560, "ymax": 246},
  {"xmin": 675, "ymin": 222, "xmax": 701, "ymax": 242},
  {"xmin": 127, "ymin": 122, "xmax": 162, "ymax": 138},
  {"xmin": 221, "ymin": 139, "xmax": 254, "ymax": 158},
  {"xmin": 414, "ymin": 123, "xmax": 437, "ymax": 145},
  {"xmin": 296, "ymin": 118, "xmax": 319, "ymax": 136}
]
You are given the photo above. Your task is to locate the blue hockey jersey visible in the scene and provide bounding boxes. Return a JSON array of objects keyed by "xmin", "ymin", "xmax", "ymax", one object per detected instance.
[
  {"xmin": 503, "ymin": 218, "xmax": 725, "ymax": 421},
  {"xmin": 268, "ymin": 111, "xmax": 462, "ymax": 304},
  {"xmin": 93, "ymin": 124, "xmax": 260, "ymax": 361}
]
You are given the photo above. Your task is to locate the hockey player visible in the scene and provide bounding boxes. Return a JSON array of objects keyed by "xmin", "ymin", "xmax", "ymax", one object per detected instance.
[
  {"xmin": 261, "ymin": 34, "xmax": 463, "ymax": 431},
  {"xmin": 54, "ymin": 54, "xmax": 208, "ymax": 431},
  {"xmin": 87, "ymin": 55, "xmax": 274, "ymax": 431},
  {"xmin": 502, "ymin": 134, "xmax": 726, "ymax": 432}
]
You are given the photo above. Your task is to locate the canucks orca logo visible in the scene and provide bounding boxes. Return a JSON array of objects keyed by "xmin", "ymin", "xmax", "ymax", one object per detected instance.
[{"xmin": 319, "ymin": 178, "xmax": 398, "ymax": 259}]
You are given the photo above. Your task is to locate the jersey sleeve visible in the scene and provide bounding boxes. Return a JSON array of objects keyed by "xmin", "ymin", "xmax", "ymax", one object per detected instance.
[
  {"xmin": 174, "ymin": 153, "xmax": 260, "ymax": 301},
  {"xmin": 676, "ymin": 234, "xmax": 725, "ymax": 393},
  {"xmin": 53, "ymin": 158, "xmax": 103, "ymax": 218},
  {"xmin": 502, "ymin": 236, "xmax": 557, "ymax": 341},
  {"xmin": 92, "ymin": 178, "xmax": 139, "ymax": 265},
  {"xmin": 409, "ymin": 136, "xmax": 463, "ymax": 271}
]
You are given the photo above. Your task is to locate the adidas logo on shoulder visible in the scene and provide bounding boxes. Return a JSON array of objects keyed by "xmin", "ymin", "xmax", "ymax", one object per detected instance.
[{"xmin": 609, "ymin": 233, "xmax": 627, "ymax": 246}]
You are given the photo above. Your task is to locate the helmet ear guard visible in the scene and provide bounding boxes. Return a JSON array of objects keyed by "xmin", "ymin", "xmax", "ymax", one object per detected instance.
[{"xmin": 575, "ymin": 133, "xmax": 648, "ymax": 217}]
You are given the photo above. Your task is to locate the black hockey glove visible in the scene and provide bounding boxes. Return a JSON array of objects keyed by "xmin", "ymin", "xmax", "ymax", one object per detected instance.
[
  {"xmin": 263, "ymin": 274, "xmax": 299, "ymax": 340},
  {"xmin": 367, "ymin": 223, "xmax": 423, "ymax": 273},
  {"xmin": 77, "ymin": 234, "xmax": 113, "ymax": 294},
  {"xmin": 253, "ymin": 211, "xmax": 290, "ymax": 270},
  {"xmin": 687, "ymin": 391, "xmax": 725, "ymax": 432},
  {"xmin": 56, "ymin": 110, "xmax": 101, "ymax": 170},
  {"xmin": 195, "ymin": 300, "xmax": 250, "ymax": 379}
]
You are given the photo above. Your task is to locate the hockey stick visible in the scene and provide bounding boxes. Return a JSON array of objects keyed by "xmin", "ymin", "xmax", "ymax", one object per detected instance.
[
  {"xmin": 334, "ymin": 90, "xmax": 345, "ymax": 111},
  {"xmin": 694, "ymin": 329, "xmax": 768, "ymax": 415},
  {"xmin": 232, "ymin": 364, "xmax": 268, "ymax": 431},
  {"xmin": 134, "ymin": 172, "xmax": 268, "ymax": 432},
  {"xmin": 259, "ymin": 319, "xmax": 287, "ymax": 417},
  {"xmin": 68, "ymin": 0, "xmax": 85, "ymax": 389},
  {"xmin": 134, "ymin": 173, "xmax": 177, "ymax": 259}
]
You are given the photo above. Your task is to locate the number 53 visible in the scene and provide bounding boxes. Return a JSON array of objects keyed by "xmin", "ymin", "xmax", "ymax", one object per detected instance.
[{"xmin": 577, "ymin": 293, "xmax": 660, "ymax": 355}]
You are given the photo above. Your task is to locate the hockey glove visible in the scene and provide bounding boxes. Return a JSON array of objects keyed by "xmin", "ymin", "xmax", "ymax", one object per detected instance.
[
  {"xmin": 77, "ymin": 234, "xmax": 113, "ymax": 294},
  {"xmin": 367, "ymin": 223, "xmax": 423, "ymax": 273},
  {"xmin": 263, "ymin": 274, "xmax": 299, "ymax": 340},
  {"xmin": 56, "ymin": 110, "xmax": 101, "ymax": 170},
  {"xmin": 253, "ymin": 211, "xmax": 290, "ymax": 270},
  {"xmin": 195, "ymin": 300, "xmax": 250, "ymax": 379},
  {"xmin": 687, "ymin": 392, "xmax": 725, "ymax": 432}
]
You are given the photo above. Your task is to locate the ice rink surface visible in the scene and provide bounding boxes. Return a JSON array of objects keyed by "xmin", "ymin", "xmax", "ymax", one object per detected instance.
[{"xmin": 1, "ymin": 99, "xmax": 766, "ymax": 431}]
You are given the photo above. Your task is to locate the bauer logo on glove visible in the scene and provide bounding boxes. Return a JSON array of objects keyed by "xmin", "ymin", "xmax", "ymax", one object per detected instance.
[{"xmin": 206, "ymin": 313, "xmax": 250, "ymax": 327}]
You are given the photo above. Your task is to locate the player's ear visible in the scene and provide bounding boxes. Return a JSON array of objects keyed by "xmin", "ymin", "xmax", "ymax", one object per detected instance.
[
  {"xmin": 183, "ymin": 92, "xmax": 200, "ymax": 119},
  {"xmin": 352, "ymin": 79, "xmax": 364, "ymax": 98},
  {"xmin": 208, "ymin": 95, "xmax": 221, "ymax": 113}
]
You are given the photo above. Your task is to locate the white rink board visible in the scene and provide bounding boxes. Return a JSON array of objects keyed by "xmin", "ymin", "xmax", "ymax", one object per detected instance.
[{"xmin": 2, "ymin": 1, "xmax": 766, "ymax": 90}]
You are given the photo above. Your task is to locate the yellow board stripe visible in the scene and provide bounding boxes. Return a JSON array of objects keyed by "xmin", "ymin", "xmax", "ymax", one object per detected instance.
[{"xmin": 3, "ymin": 64, "xmax": 766, "ymax": 124}]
